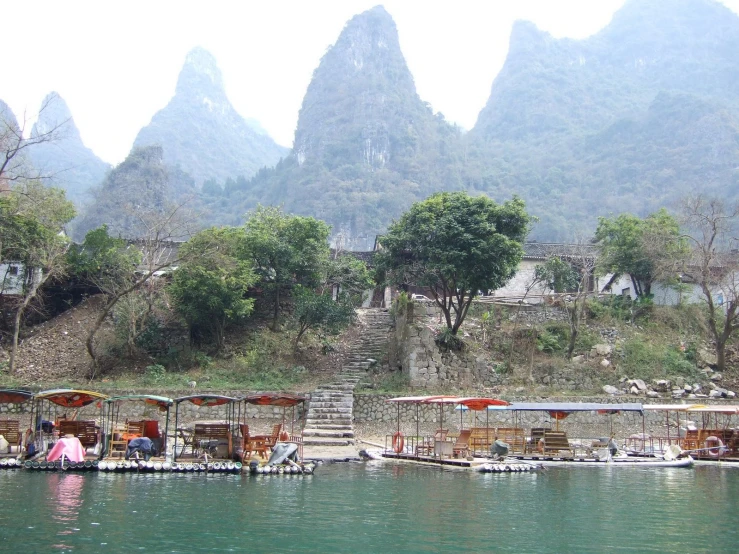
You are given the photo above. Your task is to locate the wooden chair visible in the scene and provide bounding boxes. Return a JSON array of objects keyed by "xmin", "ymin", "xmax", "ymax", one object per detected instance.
[
  {"xmin": 0, "ymin": 420, "xmax": 22, "ymax": 454},
  {"xmin": 416, "ymin": 429, "xmax": 449, "ymax": 457},
  {"xmin": 542, "ymin": 430, "xmax": 573, "ymax": 457},
  {"xmin": 241, "ymin": 425, "xmax": 269, "ymax": 460},
  {"xmin": 250, "ymin": 423, "xmax": 283, "ymax": 451},
  {"xmin": 108, "ymin": 421, "xmax": 145, "ymax": 458},
  {"xmin": 193, "ymin": 423, "xmax": 232, "ymax": 459},
  {"xmin": 452, "ymin": 429, "xmax": 471, "ymax": 458}
]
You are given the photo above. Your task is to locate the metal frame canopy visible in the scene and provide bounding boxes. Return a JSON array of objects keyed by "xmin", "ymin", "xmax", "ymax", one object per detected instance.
[
  {"xmin": 508, "ymin": 402, "xmax": 644, "ymax": 432},
  {"xmin": 242, "ymin": 393, "xmax": 305, "ymax": 407},
  {"xmin": 0, "ymin": 389, "xmax": 34, "ymax": 404},
  {"xmin": 385, "ymin": 396, "xmax": 509, "ymax": 443},
  {"xmin": 34, "ymin": 389, "xmax": 109, "ymax": 408},
  {"xmin": 172, "ymin": 394, "xmax": 241, "ymax": 462},
  {"xmin": 102, "ymin": 395, "xmax": 174, "ymax": 458},
  {"xmin": 242, "ymin": 393, "xmax": 306, "ymax": 435},
  {"xmin": 509, "ymin": 402, "xmax": 644, "ymax": 413}
]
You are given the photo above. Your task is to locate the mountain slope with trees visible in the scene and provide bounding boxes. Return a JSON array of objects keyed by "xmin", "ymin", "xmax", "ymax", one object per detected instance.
[
  {"xmin": 466, "ymin": 0, "xmax": 739, "ymax": 240},
  {"xmin": 207, "ymin": 6, "xmax": 466, "ymax": 249}
]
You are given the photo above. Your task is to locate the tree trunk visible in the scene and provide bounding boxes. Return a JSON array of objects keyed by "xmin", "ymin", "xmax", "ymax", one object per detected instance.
[
  {"xmin": 271, "ymin": 285, "xmax": 280, "ymax": 331},
  {"xmin": 9, "ymin": 272, "xmax": 44, "ymax": 373},
  {"xmin": 566, "ymin": 307, "xmax": 578, "ymax": 360}
]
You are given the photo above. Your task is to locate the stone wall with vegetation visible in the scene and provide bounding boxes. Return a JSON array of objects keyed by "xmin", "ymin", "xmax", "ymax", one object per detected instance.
[{"xmin": 390, "ymin": 300, "xmax": 587, "ymax": 390}]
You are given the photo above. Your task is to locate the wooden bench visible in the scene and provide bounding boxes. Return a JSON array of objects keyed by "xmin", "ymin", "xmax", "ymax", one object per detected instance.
[
  {"xmin": 542, "ymin": 431, "xmax": 573, "ymax": 457},
  {"xmin": 0, "ymin": 420, "xmax": 22, "ymax": 453},
  {"xmin": 58, "ymin": 420, "xmax": 99, "ymax": 449},
  {"xmin": 193, "ymin": 423, "xmax": 232, "ymax": 458}
]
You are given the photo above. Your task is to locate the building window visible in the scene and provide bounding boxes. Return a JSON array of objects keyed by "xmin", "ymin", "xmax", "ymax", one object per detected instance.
[{"xmin": 8, "ymin": 266, "xmax": 19, "ymax": 276}]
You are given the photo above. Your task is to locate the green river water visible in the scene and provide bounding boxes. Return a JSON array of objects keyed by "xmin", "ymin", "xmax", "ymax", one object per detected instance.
[{"xmin": 0, "ymin": 463, "xmax": 736, "ymax": 553}]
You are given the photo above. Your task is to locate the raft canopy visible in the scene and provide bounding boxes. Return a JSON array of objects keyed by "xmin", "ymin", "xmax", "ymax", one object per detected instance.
[
  {"xmin": 0, "ymin": 389, "xmax": 34, "ymax": 404},
  {"xmin": 643, "ymin": 404, "xmax": 705, "ymax": 412},
  {"xmin": 241, "ymin": 393, "xmax": 306, "ymax": 407},
  {"xmin": 685, "ymin": 405, "xmax": 739, "ymax": 414},
  {"xmin": 104, "ymin": 394, "xmax": 174, "ymax": 409},
  {"xmin": 173, "ymin": 394, "xmax": 240, "ymax": 407},
  {"xmin": 34, "ymin": 389, "xmax": 109, "ymax": 408},
  {"xmin": 508, "ymin": 402, "xmax": 644, "ymax": 414}
]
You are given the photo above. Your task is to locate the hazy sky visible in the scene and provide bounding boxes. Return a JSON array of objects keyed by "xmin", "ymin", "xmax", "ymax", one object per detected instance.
[{"xmin": 4, "ymin": 0, "xmax": 739, "ymax": 165}]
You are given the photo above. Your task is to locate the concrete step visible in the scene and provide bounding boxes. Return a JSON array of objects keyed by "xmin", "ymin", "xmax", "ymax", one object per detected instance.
[
  {"xmin": 302, "ymin": 429, "xmax": 355, "ymax": 438},
  {"xmin": 305, "ymin": 418, "xmax": 352, "ymax": 426},
  {"xmin": 301, "ymin": 423, "xmax": 353, "ymax": 431},
  {"xmin": 307, "ymin": 401, "xmax": 353, "ymax": 409},
  {"xmin": 302, "ymin": 437, "xmax": 354, "ymax": 447},
  {"xmin": 308, "ymin": 406, "xmax": 352, "ymax": 415}
]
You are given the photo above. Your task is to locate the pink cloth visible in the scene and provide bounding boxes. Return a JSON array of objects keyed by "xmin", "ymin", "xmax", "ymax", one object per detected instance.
[{"xmin": 47, "ymin": 437, "xmax": 86, "ymax": 463}]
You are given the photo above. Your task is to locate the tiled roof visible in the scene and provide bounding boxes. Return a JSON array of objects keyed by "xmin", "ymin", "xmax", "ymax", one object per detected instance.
[{"xmin": 523, "ymin": 242, "xmax": 599, "ymax": 260}]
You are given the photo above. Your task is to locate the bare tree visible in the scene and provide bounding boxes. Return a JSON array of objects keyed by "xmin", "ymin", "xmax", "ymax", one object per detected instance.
[
  {"xmin": 679, "ymin": 196, "xmax": 739, "ymax": 372},
  {"xmin": 0, "ymin": 93, "xmax": 69, "ymax": 188},
  {"xmin": 536, "ymin": 242, "xmax": 598, "ymax": 360}
]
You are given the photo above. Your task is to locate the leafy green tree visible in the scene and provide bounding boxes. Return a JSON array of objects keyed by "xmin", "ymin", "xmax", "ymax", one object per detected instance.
[
  {"xmin": 377, "ymin": 192, "xmax": 531, "ymax": 335},
  {"xmin": 239, "ymin": 206, "xmax": 330, "ymax": 330},
  {"xmin": 292, "ymin": 286, "xmax": 355, "ymax": 346},
  {"xmin": 169, "ymin": 227, "xmax": 255, "ymax": 349},
  {"xmin": 595, "ymin": 209, "xmax": 685, "ymax": 297},
  {"xmin": 67, "ymin": 225, "xmax": 140, "ymax": 284},
  {"xmin": 323, "ymin": 254, "xmax": 375, "ymax": 303},
  {"xmin": 534, "ymin": 257, "xmax": 579, "ymax": 293}
]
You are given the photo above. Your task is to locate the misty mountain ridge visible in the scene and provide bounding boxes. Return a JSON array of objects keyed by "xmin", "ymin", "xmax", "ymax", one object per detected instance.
[
  {"xmin": 27, "ymin": 93, "xmax": 111, "ymax": 204},
  {"xmin": 133, "ymin": 47, "xmax": 288, "ymax": 186}
]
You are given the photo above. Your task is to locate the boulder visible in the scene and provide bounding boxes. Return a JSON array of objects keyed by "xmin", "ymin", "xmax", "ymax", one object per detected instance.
[
  {"xmin": 646, "ymin": 390, "xmax": 661, "ymax": 398},
  {"xmin": 683, "ymin": 384, "xmax": 693, "ymax": 392},
  {"xmin": 672, "ymin": 389, "xmax": 685, "ymax": 398},
  {"xmin": 710, "ymin": 373, "xmax": 723, "ymax": 382},
  {"xmin": 630, "ymin": 385, "xmax": 640, "ymax": 395},
  {"xmin": 572, "ymin": 355, "xmax": 584, "ymax": 363},
  {"xmin": 728, "ymin": 391, "xmax": 736, "ymax": 398},
  {"xmin": 600, "ymin": 359, "xmax": 611, "ymax": 368},
  {"xmin": 709, "ymin": 389, "xmax": 722, "ymax": 399},
  {"xmin": 603, "ymin": 385, "xmax": 619, "ymax": 395},
  {"xmin": 652, "ymin": 379, "xmax": 671, "ymax": 392},
  {"xmin": 592, "ymin": 344, "xmax": 613, "ymax": 357},
  {"xmin": 633, "ymin": 379, "xmax": 647, "ymax": 391},
  {"xmin": 697, "ymin": 348, "xmax": 717, "ymax": 368},
  {"xmin": 692, "ymin": 383, "xmax": 702, "ymax": 393}
]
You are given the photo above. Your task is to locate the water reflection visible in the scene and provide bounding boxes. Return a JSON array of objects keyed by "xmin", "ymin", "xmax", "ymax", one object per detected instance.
[{"xmin": 46, "ymin": 473, "xmax": 85, "ymax": 549}]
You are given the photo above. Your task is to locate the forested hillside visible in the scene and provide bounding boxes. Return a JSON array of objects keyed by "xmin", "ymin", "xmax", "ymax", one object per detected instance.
[
  {"xmin": 201, "ymin": 6, "xmax": 466, "ymax": 249},
  {"xmin": 467, "ymin": 0, "xmax": 739, "ymax": 239}
]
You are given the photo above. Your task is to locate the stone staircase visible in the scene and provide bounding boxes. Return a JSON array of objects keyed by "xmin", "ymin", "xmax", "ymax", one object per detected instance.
[{"xmin": 302, "ymin": 308, "xmax": 393, "ymax": 446}]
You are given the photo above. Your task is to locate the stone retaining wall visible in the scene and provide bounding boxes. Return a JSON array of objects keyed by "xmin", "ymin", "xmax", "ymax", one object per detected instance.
[{"xmin": 391, "ymin": 302, "xmax": 589, "ymax": 390}]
